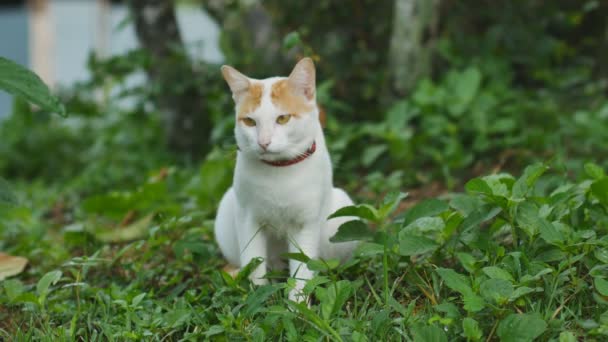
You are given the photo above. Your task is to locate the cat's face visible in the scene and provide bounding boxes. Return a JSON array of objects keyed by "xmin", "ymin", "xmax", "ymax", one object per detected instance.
[{"xmin": 221, "ymin": 58, "xmax": 318, "ymax": 162}]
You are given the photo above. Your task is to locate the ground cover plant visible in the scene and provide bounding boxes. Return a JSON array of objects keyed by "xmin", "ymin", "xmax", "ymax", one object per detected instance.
[{"xmin": 1, "ymin": 1, "xmax": 608, "ymax": 340}]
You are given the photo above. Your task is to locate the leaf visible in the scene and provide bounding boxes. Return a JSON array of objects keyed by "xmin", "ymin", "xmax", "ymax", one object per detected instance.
[
  {"xmin": 436, "ymin": 268, "xmax": 472, "ymax": 295},
  {"xmin": 0, "ymin": 56, "xmax": 66, "ymax": 116},
  {"xmin": 94, "ymin": 213, "xmax": 154, "ymax": 243},
  {"xmin": 402, "ymin": 199, "xmax": 448, "ymax": 227},
  {"xmin": 460, "ymin": 205, "xmax": 501, "ymax": 232},
  {"xmin": 410, "ymin": 323, "xmax": 448, "ymax": 342},
  {"xmin": 37, "ymin": 270, "xmax": 62, "ymax": 305},
  {"xmin": 398, "ymin": 233, "xmax": 439, "ymax": 256},
  {"xmin": 328, "ymin": 204, "xmax": 379, "ymax": 222},
  {"xmin": 585, "ymin": 162, "xmax": 605, "ymax": 180},
  {"xmin": 243, "ymin": 284, "xmax": 281, "ymax": 318},
  {"xmin": 516, "ymin": 202, "xmax": 564, "ymax": 244},
  {"xmin": 448, "ymin": 67, "xmax": 482, "ymax": 116},
  {"xmin": 456, "ymin": 252, "xmax": 478, "ymax": 273},
  {"xmin": 463, "ymin": 294, "xmax": 486, "ymax": 312},
  {"xmin": 508, "ymin": 286, "xmax": 538, "ymax": 302},
  {"xmin": 496, "ymin": 313, "xmax": 547, "ymax": 342},
  {"xmin": 591, "ymin": 178, "xmax": 608, "ymax": 207},
  {"xmin": 482, "ymin": 266, "xmax": 515, "ymax": 282},
  {"xmin": 329, "ymin": 220, "xmax": 374, "ymax": 242},
  {"xmin": 0, "ymin": 253, "xmax": 28, "ymax": 281},
  {"xmin": 0, "ymin": 177, "xmax": 17, "ymax": 207},
  {"xmin": 315, "ymin": 280, "xmax": 353, "ymax": 320},
  {"xmin": 3, "ymin": 279, "xmax": 24, "ymax": 301},
  {"xmin": 480, "ymin": 279, "xmax": 513, "ymax": 304},
  {"xmin": 537, "ymin": 218, "xmax": 564, "ymax": 245},
  {"xmin": 594, "ymin": 277, "xmax": 608, "ymax": 296},
  {"xmin": 465, "ymin": 178, "xmax": 493, "ymax": 196},
  {"xmin": 378, "ymin": 191, "xmax": 408, "ymax": 219},
  {"xmin": 282, "ymin": 31, "xmax": 301, "ymax": 50},
  {"xmin": 462, "ymin": 317, "xmax": 483, "ymax": 341},
  {"xmin": 512, "ymin": 163, "xmax": 548, "ymax": 199}
]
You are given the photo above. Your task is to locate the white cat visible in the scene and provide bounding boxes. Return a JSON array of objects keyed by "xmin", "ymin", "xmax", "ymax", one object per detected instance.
[{"xmin": 214, "ymin": 58, "xmax": 357, "ymax": 302}]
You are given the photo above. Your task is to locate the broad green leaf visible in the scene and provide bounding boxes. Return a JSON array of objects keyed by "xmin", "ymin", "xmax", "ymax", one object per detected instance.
[
  {"xmin": 328, "ymin": 204, "xmax": 379, "ymax": 222},
  {"xmin": 410, "ymin": 323, "xmax": 448, "ymax": 342},
  {"xmin": 456, "ymin": 252, "xmax": 478, "ymax": 273},
  {"xmin": 37, "ymin": 270, "xmax": 62, "ymax": 305},
  {"xmin": 0, "ymin": 56, "xmax": 66, "ymax": 116},
  {"xmin": 465, "ymin": 178, "xmax": 493, "ymax": 196},
  {"xmin": 558, "ymin": 331, "xmax": 577, "ymax": 342},
  {"xmin": 537, "ymin": 218, "xmax": 564, "ymax": 245},
  {"xmin": 436, "ymin": 268, "xmax": 472, "ymax": 295},
  {"xmin": 482, "ymin": 266, "xmax": 515, "ymax": 282},
  {"xmin": 448, "ymin": 67, "xmax": 482, "ymax": 116},
  {"xmin": 585, "ymin": 162, "xmax": 605, "ymax": 180},
  {"xmin": 450, "ymin": 194, "xmax": 484, "ymax": 216},
  {"xmin": 0, "ymin": 253, "xmax": 28, "ymax": 281},
  {"xmin": 315, "ymin": 280, "xmax": 353, "ymax": 320},
  {"xmin": 398, "ymin": 233, "xmax": 439, "ymax": 256},
  {"xmin": 512, "ymin": 163, "xmax": 548, "ymax": 199},
  {"xmin": 496, "ymin": 313, "xmax": 547, "ymax": 342},
  {"xmin": 462, "ymin": 317, "xmax": 483, "ymax": 341},
  {"xmin": 0, "ymin": 177, "xmax": 17, "ymax": 206},
  {"xmin": 591, "ymin": 178, "xmax": 608, "ymax": 207},
  {"xmin": 402, "ymin": 199, "xmax": 448, "ymax": 227},
  {"xmin": 282, "ymin": 31, "xmax": 301, "ymax": 50},
  {"xmin": 329, "ymin": 220, "xmax": 374, "ymax": 242},
  {"xmin": 463, "ymin": 294, "xmax": 485, "ymax": 312},
  {"xmin": 516, "ymin": 201, "xmax": 564, "ymax": 244},
  {"xmin": 480, "ymin": 279, "xmax": 513, "ymax": 304},
  {"xmin": 378, "ymin": 191, "xmax": 408, "ymax": 219},
  {"xmin": 3, "ymin": 279, "xmax": 24, "ymax": 301},
  {"xmin": 460, "ymin": 205, "xmax": 501, "ymax": 232},
  {"xmin": 508, "ymin": 286, "xmax": 539, "ymax": 302},
  {"xmin": 243, "ymin": 284, "xmax": 281, "ymax": 317},
  {"xmin": 94, "ymin": 213, "xmax": 154, "ymax": 243},
  {"xmin": 594, "ymin": 277, "xmax": 608, "ymax": 296}
]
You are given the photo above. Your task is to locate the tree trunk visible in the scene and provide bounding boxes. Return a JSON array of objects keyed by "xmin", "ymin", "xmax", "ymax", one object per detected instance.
[
  {"xmin": 387, "ymin": 0, "xmax": 441, "ymax": 97},
  {"xmin": 130, "ymin": 0, "xmax": 211, "ymax": 159}
]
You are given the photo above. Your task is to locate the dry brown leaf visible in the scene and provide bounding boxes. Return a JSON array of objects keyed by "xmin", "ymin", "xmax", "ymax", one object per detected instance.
[{"xmin": 0, "ymin": 252, "xmax": 28, "ymax": 281}]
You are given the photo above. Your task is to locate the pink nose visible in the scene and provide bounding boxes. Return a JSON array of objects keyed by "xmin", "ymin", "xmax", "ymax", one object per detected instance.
[{"xmin": 258, "ymin": 142, "xmax": 270, "ymax": 150}]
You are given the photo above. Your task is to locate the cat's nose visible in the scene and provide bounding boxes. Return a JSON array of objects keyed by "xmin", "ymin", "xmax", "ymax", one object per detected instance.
[{"xmin": 258, "ymin": 142, "xmax": 270, "ymax": 150}]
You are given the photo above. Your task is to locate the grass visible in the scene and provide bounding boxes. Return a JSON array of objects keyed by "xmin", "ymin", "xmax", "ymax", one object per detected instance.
[{"xmin": 2, "ymin": 159, "xmax": 608, "ymax": 341}]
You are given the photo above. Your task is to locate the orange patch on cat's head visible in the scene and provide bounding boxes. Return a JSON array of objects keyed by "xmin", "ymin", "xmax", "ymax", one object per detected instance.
[
  {"xmin": 236, "ymin": 82, "xmax": 263, "ymax": 119},
  {"xmin": 270, "ymin": 79, "xmax": 315, "ymax": 117}
]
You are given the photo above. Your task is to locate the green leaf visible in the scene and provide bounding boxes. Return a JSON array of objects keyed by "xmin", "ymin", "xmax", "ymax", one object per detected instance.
[
  {"xmin": 512, "ymin": 163, "xmax": 548, "ymax": 199},
  {"xmin": 448, "ymin": 67, "xmax": 482, "ymax": 116},
  {"xmin": 496, "ymin": 313, "xmax": 547, "ymax": 342},
  {"xmin": 3, "ymin": 279, "xmax": 24, "ymax": 302},
  {"xmin": 282, "ymin": 31, "xmax": 301, "ymax": 50},
  {"xmin": 243, "ymin": 284, "xmax": 281, "ymax": 318},
  {"xmin": 480, "ymin": 279, "xmax": 513, "ymax": 304},
  {"xmin": 456, "ymin": 252, "xmax": 478, "ymax": 273},
  {"xmin": 462, "ymin": 317, "xmax": 483, "ymax": 341},
  {"xmin": 410, "ymin": 323, "xmax": 448, "ymax": 342},
  {"xmin": 585, "ymin": 162, "xmax": 605, "ymax": 180},
  {"xmin": 460, "ymin": 205, "xmax": 501, "ymax": 232},
  {"xmin": 398, "ymin": 233, "xmax": 439, "ymax": 256},
  {"xmin": 594, "ymin": 277, "xmax": 608, "ymax": 296},
  {"xmin": 508, "ymin": 286, "xmax": 538, "ymax": 302},
  {"xmin": 482, "ymin": 266, "xmax": 514, "ymax": 282},
  {"xmin": 591, "ymin": 178, "xmax": 608, "ymax": 207},
  {"xmin": 463, "ymin": 294, "xmax": 486, "ymax": 312},
  {"xmin": 436, "ymin": 268, "xmax": 472, "ymax": 295},
  {"xmin": 315, "ymin": 280, "xmax": 353, "ymax": 320},
  {"xmin": 378, "ymin": 191, "xmax": 408, "ymax": 219},
  {"xmin": 537, "ymin": 218, "xmax": 564, "ymax": 245},
  {"xmin": 328, "ymin": 204, "xmax": 379, "ymax": 222},
  {"xmin": 329, "ymin": 220, "xmax": 374, "ymax": 242},
  {"xmin": 558, "ymin": 331, "xmax": 577, "ymax": 342},
  {"xmin": 0, "ymin": 56, "xmax": 66, "ymax": 116},
  {"xmin": 516, "ymin": 201, "xmax": 564, "ymax": 244},
  {"xmin": 37, "ymin": 270, "xmax": 62, "ymax": 305},
  {"xmin": 402, "ymin": 199, "xmax": 448, "ymax": 227},
  {"xmin": 465, "ymin": 178, "xmax": 493, "ymax": 196}
]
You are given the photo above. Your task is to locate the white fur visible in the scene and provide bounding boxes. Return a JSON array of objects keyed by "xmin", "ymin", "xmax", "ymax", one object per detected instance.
[{"xmin": 215, "ymin": 60, "xmax": 357, "ymax": 302}]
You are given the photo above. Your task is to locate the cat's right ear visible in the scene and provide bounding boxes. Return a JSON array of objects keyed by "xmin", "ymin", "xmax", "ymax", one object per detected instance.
[{"xmin": 221, "ymin": 65, "xmax": 250, "ymax": 99}]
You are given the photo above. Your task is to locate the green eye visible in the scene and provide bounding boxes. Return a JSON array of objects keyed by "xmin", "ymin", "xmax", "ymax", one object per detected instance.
[
  {"xmin": 276, "ymin": 114, "xmax": 292, "ymax": 125},
  {"xmin": 242, "ymin": 117, "xmax": 256, "ymax": 127}
]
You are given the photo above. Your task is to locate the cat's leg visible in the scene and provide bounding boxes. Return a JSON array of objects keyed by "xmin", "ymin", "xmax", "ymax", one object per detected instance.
[
  {"xmin": 214, "ymin": 188, "xmax": 240, "ymax": 267},
  {"xmin": 237, "ymin": 214, "xmax": 269, "ymax": 285},
  {"xmin": 320, "ymin": 188, "xmax": 358, "ymax": 261},
  {"xmin": 288, "ymin": 225, "xmax": 320, "ymax": 302}
]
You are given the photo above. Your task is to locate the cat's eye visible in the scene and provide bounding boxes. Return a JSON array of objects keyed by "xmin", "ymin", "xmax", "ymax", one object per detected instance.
[
  {"xmin": 242, "ymin": 117, "xmax": 256, "ymax": 127},
  {"xmin": 276, "ymin": 114, "xmax": 292, "ymax": 125}
]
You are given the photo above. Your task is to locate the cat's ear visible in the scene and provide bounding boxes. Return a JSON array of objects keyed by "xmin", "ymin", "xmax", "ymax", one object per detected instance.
[
  {"xmin": 287, "ymin": 57, "xmax": 316, "ymax": 100},
  {"xmin": 221, "ymin": 65, "xmax": 251, "ymax": 98}
]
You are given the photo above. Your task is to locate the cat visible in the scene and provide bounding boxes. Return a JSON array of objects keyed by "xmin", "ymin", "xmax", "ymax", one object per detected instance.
[{"xmin": 214, "ymin": 57, "xmax": 357, "ymax": 302}]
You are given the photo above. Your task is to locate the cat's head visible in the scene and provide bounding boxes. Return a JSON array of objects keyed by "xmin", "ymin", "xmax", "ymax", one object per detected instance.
[{"xmin": 221, "ymin": 58, "xmax": 319, "ymax": 162}]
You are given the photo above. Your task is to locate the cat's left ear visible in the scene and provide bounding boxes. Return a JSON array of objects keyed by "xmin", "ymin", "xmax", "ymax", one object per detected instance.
[
  {"xmin": 221, "ymin": 65, "xmax": 251, "ymax": 99},
  {"xmin": 288, "ymin": 57, "xmax": 316, "ymax": 101}
]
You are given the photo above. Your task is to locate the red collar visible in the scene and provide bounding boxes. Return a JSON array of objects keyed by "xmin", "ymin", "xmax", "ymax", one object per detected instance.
[{"xmin": 261, "ymin": 141, "xmax": 316, "ymax": 167}]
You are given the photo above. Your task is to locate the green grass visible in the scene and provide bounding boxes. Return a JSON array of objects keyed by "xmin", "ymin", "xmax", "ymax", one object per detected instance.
[{"xmin": 2, "ymin": 159, "xmax": 608, "ymax": 341}]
